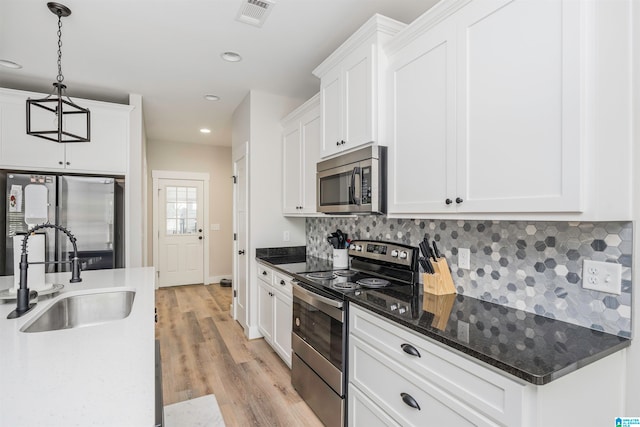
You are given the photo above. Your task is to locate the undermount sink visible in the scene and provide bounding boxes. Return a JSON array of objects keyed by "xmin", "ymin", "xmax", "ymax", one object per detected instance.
[{"xmin": 21, "ymin": 290, "xmax": 136, "ymax": 333}]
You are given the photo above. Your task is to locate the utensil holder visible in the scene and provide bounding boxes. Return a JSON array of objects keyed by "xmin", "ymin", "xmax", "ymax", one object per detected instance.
[
  {"xmin": 422, "ymin": 258, "xmax": 456, "ymax": 296},
  {"xmin": 332, "ymin": 249, "xmax": 348, "ymax": 269}
]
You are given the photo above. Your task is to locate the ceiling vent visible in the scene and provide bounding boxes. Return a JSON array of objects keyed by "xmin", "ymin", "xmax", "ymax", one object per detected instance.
[{"xmin": 236, "ymin": 0, "xmax": 275, "ymax": 27}]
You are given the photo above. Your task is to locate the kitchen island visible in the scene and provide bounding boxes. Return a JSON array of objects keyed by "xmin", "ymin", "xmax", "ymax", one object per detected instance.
[{"xmin": 0, "ymin": 267, "xmax": 156, "ymax": 427}]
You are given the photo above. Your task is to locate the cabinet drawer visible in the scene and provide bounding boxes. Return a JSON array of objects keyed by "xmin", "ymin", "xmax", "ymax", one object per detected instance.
[
  {"xmin": 350, "ymin": 306, "xmax": 525, "ymax": 426},
  {"xmin": 272, "ymin": 271, "xmax": 293, "ymax": 296},
  {"xmin": 349, "ymin": 383, "xmax": 402, "ymax": 427},
  {"xmin": 350, "ymin": 335, "xmax": 497, "ymax": 427},
  {"xmin": 257, "ymin": 264, "xmax": 272, "ymax": 284}
]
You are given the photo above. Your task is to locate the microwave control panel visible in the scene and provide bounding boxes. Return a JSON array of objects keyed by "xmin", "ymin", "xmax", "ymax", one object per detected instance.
[{"xmin": 361, "ymin": 166, "xmax": 371, "ymax": 204}]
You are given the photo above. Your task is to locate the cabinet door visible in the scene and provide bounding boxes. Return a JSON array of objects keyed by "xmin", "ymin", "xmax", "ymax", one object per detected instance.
[
  {"xmin": 300, "ymin": 108, "xmax": 320, "ymax": 213},
  {"xmin": 342, "ymin": 43, "xmax": 375, "ymax": 149},
  {"xmin": 387, "ymin": 20, "xmax": 457, "ymax": 214},
  {"xmin": 0, "ymin": 93, "xmax": 65, "ymax": 169},
  {"xmin": 282, "ymin": 123, "xmax": 302, "ymax": 214},
  {"xmin": 65, "ymin": 105, "xmax": 129, "ymax": 173},
  {"xmin": 455, "ymin": 0, "xmax": 581, "ymax": 212},
  {"xmin": 319, "ymin": 67, "xmax": 342, "ymax": 158},
  {"xmin": 257, "ymin": 280, "xmax": 273, "ymax": 342},
  {"xmin": 272, "ymin": 290, "xmax": 292, "ymax": 367},
  {"xmin": 349, "ymin": 384, "xmax": 402, "ymax": 427}
]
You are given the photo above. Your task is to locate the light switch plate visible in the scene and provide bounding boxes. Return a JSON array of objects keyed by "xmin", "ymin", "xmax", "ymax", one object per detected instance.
[
  {"xmin": 458, "ymin": 248, "xmax": 470, "ymax": 270},
  {"xmin": 582, "ymin": 260, "xmax": 621, "ymax": 295}
]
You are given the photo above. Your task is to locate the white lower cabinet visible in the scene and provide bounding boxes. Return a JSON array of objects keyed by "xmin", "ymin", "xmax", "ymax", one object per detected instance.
[
  {"xmin": 256, "ymin": 264, "xmax": 292, "ymax": 367},
  {"xmin": 348, "ymin": 305, "xmax": 626, "ymax": 427}
]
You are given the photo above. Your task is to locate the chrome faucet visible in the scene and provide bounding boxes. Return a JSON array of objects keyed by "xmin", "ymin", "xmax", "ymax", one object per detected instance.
[{"xmin": 7, "ymin": 223, "xmax": 82, "ymax": 319}]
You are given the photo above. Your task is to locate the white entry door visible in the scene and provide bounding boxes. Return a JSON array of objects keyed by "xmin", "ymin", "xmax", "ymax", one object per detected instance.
[
  {"xmin": 157, "ymin": 179, "xmax": 204, "ymax": 286},
  {"xmin": 233, "ymin": 146, "xmax": 248, "ymax": 330}
]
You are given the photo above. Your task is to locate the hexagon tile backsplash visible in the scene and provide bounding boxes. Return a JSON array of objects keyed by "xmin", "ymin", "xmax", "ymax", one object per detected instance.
[{"xmin": 306, "ymin": 217, "xmax": 632, "ymax": 337}]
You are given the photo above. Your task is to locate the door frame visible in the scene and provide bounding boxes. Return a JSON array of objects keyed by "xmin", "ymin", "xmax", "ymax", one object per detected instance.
[
  {"xmin": 232, "ymin": 142, "xmax": 249, "ymax": 325},
  {"xmin": 152, "ymin": 170, "xmax": 210, "ymax": 288}
]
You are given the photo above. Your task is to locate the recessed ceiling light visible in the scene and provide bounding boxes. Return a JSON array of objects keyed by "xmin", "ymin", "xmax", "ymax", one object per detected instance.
[
  {"xmin": 204, "ymin": 95, "xmax": 220, "ymax": 101},
  {"xmin": 200, "ymin": 128, "xmax": 211, "ymax": 134},
  {"xmin": 221, "ymin": 51, "xmax": 242, "ymax": 62},
  {"xmin": 0, "ymin": 59, "xmax": 22, "ymax": 69}
]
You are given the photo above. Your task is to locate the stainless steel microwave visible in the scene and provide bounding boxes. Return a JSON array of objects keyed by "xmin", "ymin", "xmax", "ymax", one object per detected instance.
[{"xmin": 316, "ymin": 145, "xmax": 386, "ymax": 214}]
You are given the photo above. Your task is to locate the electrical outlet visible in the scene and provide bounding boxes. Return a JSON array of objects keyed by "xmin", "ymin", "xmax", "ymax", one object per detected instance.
[
  {"xmin": 582, "ymin": 260, "xmax": 621, "ymax": 295},
  {"xmin": 458, "ymin": 248, "xmax": 470, "ymax": 270},
  {"xmin": 283, "ymin": 230, "xmax": 290, "ymax": 242},
  {"xmin": 457, "ymin": 321, "xmax": 469, "ymax": 343}
]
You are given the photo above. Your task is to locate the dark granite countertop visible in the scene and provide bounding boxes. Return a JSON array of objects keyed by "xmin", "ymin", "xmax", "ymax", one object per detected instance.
[
  {"xmin": 348, "ymin": 287, "xmax": 631, "ymax": 385},
  {"xmin": 255, "ymin": 253, "xmax": 631, "ymax": 385}
]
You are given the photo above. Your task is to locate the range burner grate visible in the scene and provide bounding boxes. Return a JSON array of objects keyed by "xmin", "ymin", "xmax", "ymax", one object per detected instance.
[
  {"xmin": 332, "ymin": 281, "xmax": 359, "ymax": 291},
  {"xmin": 357, "ymin": 277, "xmax": 391, "ymax": 288},
  {"xmin": 335, "ymin": 270, "xmax": 358, "ymax": 277},
  {"xmin": 306, "ymin": 271, "xmax": 336, "ymax": 280}
]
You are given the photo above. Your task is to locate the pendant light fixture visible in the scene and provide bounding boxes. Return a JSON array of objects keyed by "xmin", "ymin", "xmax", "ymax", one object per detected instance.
[{"xmin": 26, "ymin": 2, "xmax": 90, "ymax": 143}]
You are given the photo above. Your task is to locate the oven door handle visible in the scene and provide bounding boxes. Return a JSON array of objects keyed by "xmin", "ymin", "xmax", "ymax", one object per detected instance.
[{"xmin": 293, "ymin": 281, "xmax": 343, "ymax": 309}]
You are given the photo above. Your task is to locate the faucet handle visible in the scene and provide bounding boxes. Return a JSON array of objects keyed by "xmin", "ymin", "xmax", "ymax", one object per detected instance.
[{"xmin": 70, "ymin": 257, "xmax": 82, "ymax": 283}]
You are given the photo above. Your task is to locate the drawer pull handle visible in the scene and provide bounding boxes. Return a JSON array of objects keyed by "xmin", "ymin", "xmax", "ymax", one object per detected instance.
[
  {"xmin": 401, "ymin": 392, "xmax": 421, "ymax": 410},
  {"xmin": 401, "ymin": 343, "xmax": 421, "ymax": 358},
  {"xmin": 262, "ymin": 271, "xmax": 267, "ymax": 275},
  {"xmin": 280, "ymin": 280, "xmax": 285, "ymax": 285}
]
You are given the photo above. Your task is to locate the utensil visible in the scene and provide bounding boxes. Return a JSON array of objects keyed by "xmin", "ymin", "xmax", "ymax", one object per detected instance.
[
  {"xmin": 432, "ymin": 240, "xmax": 441, "ymax": 258},
  {"xmin": 419, "ymin": 257, "xmax": 434, "ymax": 274}
]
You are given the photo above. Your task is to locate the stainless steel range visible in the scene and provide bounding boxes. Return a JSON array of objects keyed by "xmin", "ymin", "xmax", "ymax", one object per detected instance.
[{"xmin": 291, "ymin": 240, "xmax": 420, "ymax": 426}]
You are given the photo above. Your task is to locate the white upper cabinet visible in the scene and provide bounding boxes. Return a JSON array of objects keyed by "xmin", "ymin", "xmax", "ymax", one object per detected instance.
[
  {"xmin": 386, "ymin": 0, "xmax": 633, "ymax": 220},
  {"xmin": 282, "ymin": 94, "xmax": 320, "ymax": 216},
  {"xmin": 314, "ymin": 14, "xmax": 406, "ymax": 159},
  {"xmin": 387, "ymin": 0, "xmax": 582, "ymax": 215},
  {"xmin": 0, "ymin": 87, "xmax": 131, "ymax": 174}
]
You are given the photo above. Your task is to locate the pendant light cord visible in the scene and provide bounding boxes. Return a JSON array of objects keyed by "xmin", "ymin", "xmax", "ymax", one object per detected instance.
[{"xmin": 56, "ymin": 13, "xmax": 64, "ymax": 83}]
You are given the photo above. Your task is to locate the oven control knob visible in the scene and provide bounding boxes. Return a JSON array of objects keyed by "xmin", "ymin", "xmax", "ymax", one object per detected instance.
[
  {"xmin": 355, "ymin": 245, "xmax": 362, "ymax": 251},
  {"xmin": 390, "ymin": 304, "xmax": 398, "ymax": 311},
  {"xmin": 399, "ymin": 251, "xmax": 408, "ymax": 259},
  {"xmin": 398, "ymin": 306, "xmax": 407, "ymax": 314},
  {"xmin": 295, "ymin": 317, "xmax": 301, "ymax": 327},
  {"xmin": 391, "ymin": 249, "xmax": 399, "ymax": 258},
  {"xmin": 349, "ymin": 244, "xmax": 356, "ymax": 250}
]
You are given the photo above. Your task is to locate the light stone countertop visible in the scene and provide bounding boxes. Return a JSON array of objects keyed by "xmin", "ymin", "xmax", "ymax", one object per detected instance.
[{"xmin": 0, "ymin": 267, "xmax": 156, "ymax": 427}]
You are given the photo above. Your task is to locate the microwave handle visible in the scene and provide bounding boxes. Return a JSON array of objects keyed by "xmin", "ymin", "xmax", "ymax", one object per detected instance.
[{"xmin": 350, "ymin": 167, "xmax": 361, "ymax": 205}]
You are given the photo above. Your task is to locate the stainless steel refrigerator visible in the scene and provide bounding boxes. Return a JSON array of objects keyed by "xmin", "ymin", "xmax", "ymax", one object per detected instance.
[{"xmin": 0, "ymin": 172, "xmax": 125, "ymax": 276}]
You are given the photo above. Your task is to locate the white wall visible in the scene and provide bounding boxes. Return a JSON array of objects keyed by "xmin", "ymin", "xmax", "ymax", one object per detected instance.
[
  {"xmin": 232, "ymin": 90, "xmax": 307, "ymax": 338},
  {"xmin": 127, "ymin": 94, "xmax": 145, "ymax": 268},
  {"xmin": 146, "ymin": 141, "xmax": 233, "ymax": 282},
  {"xmin": 627, "ymin": 0, "xmax": 639, "ymax": 416}
]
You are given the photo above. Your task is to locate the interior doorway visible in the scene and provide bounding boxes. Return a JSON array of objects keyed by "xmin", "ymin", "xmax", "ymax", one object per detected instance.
[{"xmin": 233, "ymin": 144, "xmax": 248, "ymax": 330}]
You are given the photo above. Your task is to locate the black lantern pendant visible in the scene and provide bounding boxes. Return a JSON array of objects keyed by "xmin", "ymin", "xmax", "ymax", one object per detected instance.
[{"xmin": 26, "ymin": 2, "xmax": 90, "ymax": 143}]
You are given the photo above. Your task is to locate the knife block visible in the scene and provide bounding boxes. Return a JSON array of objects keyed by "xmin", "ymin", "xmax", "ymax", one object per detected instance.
[{"xmin": 422, "ymin": 258, "xmax": 457, "ymax": 296}]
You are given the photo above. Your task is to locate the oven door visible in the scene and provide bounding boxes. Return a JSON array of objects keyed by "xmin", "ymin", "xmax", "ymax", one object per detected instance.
[{"xmin": 291, "ymin": 282, "xmax": 344, "ymax": 393}]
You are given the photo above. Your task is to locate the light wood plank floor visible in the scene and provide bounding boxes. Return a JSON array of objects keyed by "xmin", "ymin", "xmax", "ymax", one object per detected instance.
[{"xmin": 155, "ymin": 283, "xmax": 323, "ymax": 426}]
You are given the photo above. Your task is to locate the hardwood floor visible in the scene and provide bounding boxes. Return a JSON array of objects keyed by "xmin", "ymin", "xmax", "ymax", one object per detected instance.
[{"xmin": 155, "ymin": 284, "xmax": 323, "ymax": 426}]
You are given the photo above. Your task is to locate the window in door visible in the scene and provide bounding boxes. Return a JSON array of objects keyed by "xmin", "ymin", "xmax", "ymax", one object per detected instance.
[{"xmin": 165, "ymin": 186, "xmax": 198, "ymax": 235}]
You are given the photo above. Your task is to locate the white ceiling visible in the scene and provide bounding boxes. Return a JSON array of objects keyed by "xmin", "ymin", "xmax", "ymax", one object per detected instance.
[{"xmin": 0, "ymin": 0, "xmax": 438, "ymax": 146}]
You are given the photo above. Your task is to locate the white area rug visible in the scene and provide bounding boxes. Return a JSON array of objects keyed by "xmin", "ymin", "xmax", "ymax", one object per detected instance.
[{"xmin": 164, "ymin": 394, "xmax": 226, "ymax": 427}]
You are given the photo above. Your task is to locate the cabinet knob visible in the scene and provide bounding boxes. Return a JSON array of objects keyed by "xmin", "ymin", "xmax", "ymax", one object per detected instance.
[
  {"xmin": 280, "ymin": 280, "xmax": 285, "ymax": 286},
  {"xmin": 66, "ymin": 162, "xmax": 70, "ymax": 166},
  {"xmin": 400, "ymin": 392, "xmax": 421, "ymax": 410},
  {"xmin": 456, "ymin": 197, "xmax": 463, "ymax": 204},
  {"xmin": 238, "ymin": 250, "xmax": 245, "ymax": 255},
  {"xmin": 59, "ymin": 161, "xmax": 63, "ymax": 165},
  {"xmin": 336, "ymin": 141, "xmax": 340, "ymax": 146},
  {"xmin": 445, "ymin": 198, "xmax": 453, "ymax": 205},
  {"xmin": 262, "ymin": 270, "xmax": 267, "ymax": 275},
  {"xmin": 401, "ymin": 343, "xmax": 421, "ymax": 358},
  {"xmin": 198, "ymin": 236, "xmax": 203, "ymax": 240},
  {"xmin": 341, "ymin": 140, "xmax": 346, "ymax": 145}
]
